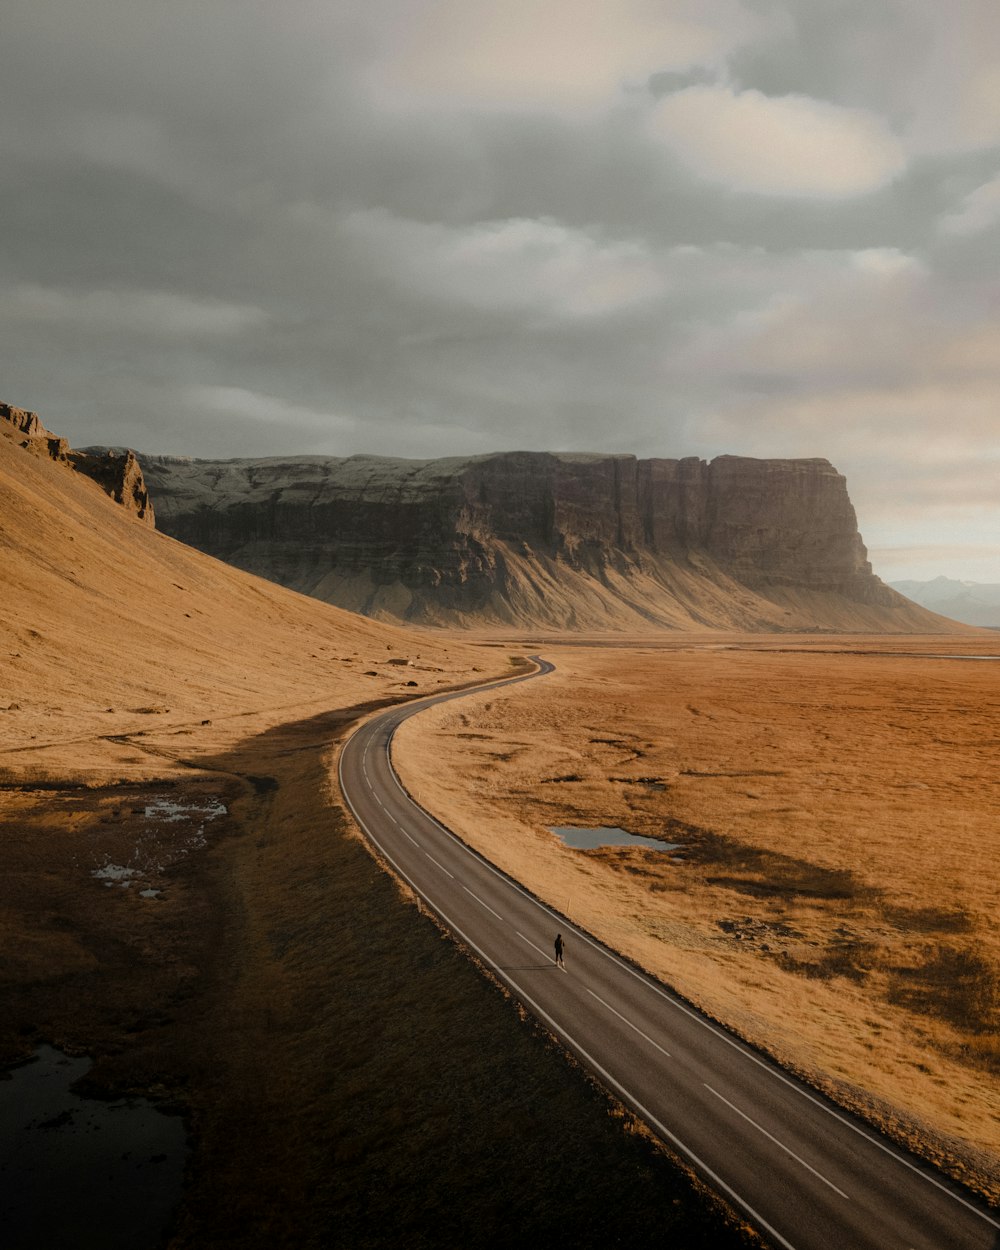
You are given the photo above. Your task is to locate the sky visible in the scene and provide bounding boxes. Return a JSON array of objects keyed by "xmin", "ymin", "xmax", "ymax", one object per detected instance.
[{"xmin": 2, "ymin": 1, "xmax": 998, "ymax": 583}]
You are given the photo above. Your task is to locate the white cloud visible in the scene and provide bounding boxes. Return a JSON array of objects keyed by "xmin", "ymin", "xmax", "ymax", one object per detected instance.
[
  {"xmin": 366, "ymin": 0, "xmax": 758, "ymax": 112},
  {"xmin": 341, "ymin": 211, "xmax": 666, "ymax": 319},
  {"xmin": 939, "ymin": 172, "xmax": 1000, "ymax": 236},
  {"xmin": 675, "ymin": 246, "xmax": 931, "ymax": 387},
  {"xmin": 649, "ymin": 85, "xmax": 906, "ymax": 198},
  {"xmin": 849, "ymin": 248, "xmax": 923, "ymax": 278},
  {"xmin": 896, "ymin": 3, "xmax": 1000, "ymax": 154},
  {"xmin": 185, "ymin": 386, "xmax": 356, "ymax": 432},
  {"xmin": 8, "ymin": 284, "xmax": 267, "ymax": 338}
]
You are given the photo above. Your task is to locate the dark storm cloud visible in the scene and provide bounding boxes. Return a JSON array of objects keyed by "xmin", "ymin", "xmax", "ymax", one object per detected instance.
[{"xmin": 2, "ymin": 1, "xmax": 998, "ymax": 579}]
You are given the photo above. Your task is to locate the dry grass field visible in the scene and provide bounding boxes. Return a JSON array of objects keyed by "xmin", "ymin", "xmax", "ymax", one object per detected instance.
[{"xmin": 393, "ymin": 633, "xmax": 1000, "ymax": 1202}]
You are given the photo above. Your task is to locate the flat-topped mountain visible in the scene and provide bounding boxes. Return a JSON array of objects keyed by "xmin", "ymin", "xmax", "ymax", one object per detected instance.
[{"xmin": 135, "ymin": 449, "xmax": 957, "ymax": 632}]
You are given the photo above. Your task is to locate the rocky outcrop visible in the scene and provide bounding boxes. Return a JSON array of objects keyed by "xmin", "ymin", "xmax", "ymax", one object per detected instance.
[
  {"xmin": 1, "ymin": 403, "xmax": 154, "ymax": 525},
  {"xmin": 135, "ymin": 449, "xmax": 953, "ymax": 632},
  {"xmin": 74, "ymin": 448, "xmax": 154, "ymax": 524},
  {"xmin": 0, "ymin": 402, "xmax": 43, "ymax": 438}
]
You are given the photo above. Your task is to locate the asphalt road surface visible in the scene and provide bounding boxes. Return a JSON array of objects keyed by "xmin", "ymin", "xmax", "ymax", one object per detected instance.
[{"xmin": 338, "ymin": 657, "xmax": 1000, "ymax": 1250}]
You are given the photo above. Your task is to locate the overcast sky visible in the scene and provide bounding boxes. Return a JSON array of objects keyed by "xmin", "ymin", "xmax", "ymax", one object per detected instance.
[{"xmin": 3, "ymin": 1, "xmax": 998, "ymax": 581}]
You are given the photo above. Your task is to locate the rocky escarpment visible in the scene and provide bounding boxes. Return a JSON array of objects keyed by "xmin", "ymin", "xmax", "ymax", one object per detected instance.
[
  {"xmin": 1, "ymin": 403, "xmax": 154, "ymax": 525},
  {"xmin": 134, "ymin": 449, "xmax": 953, "ymax": 632},
  {"xmin": 76, "ymin": 447, "xmax": 154, "ymax": 523}
]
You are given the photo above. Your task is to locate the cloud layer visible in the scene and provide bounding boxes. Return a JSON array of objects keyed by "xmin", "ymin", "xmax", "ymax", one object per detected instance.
[
  {"xmin": 650, "ymin": 87, "xmax": 906, "ymax": 197},
  {"xmin": 2, "ymin": 1, "xmax": 998, "ymax": 581}
]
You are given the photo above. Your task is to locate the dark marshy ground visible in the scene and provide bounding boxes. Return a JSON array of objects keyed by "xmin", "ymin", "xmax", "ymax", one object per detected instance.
[{"xmin": 0, "ymin": 705, "xmax": 760, "ymax": 1250}]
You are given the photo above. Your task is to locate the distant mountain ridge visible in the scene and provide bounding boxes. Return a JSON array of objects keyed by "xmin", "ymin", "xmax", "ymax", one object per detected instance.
[
  {"xmin": 130, "ymin": 448, "xmax": 961, "ymax": 633},
  {"xmin": 890, "ymin": 577, "xmax": 1000, "ymax": 628}
]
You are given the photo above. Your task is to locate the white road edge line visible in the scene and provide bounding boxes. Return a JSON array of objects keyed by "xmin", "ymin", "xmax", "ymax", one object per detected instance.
[
  {"xmin": 584, "ymin": 987, "xmax": 671, "ymax": 1059},
  {"xmin": 704, "ymin": 1084, "xmax": 850, "ymax": 1201},
  {"xmin": 376, "ymin": 678, "xmax": 999, "ymax": 1231},
  {"xmin": 337, "ymin": 782, "xmax": 798, "ymax": 1250}
]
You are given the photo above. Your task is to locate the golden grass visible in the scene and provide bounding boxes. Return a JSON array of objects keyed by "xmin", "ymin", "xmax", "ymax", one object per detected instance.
[{"xmin": 393, "ymin": 634, "xmax": 1000, "ymax": 1201}]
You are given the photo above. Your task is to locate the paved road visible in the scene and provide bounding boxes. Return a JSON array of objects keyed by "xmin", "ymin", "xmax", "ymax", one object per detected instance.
[{"xmin": 338, "ymin": 658, "xmax": 1000, "ymax": 1250}]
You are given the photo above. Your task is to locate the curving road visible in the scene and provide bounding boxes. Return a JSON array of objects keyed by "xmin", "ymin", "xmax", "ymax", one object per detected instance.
[{"xmin": 338, "ymin": 657, "xmax": 1000, "ymax": 1250}]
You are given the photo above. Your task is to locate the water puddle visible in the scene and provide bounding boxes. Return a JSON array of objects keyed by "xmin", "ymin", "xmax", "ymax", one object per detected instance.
[
  {"xmin": 90, "ymin": 794, "xmax": 228, "ymax": 892},
  {"xmin": 550, "ymin": 825, "xmax": 682, "ymax": 852},
  {"xmin": 0, "ymin": 1045, "xmax": 187, "ymax": 1250},
  {"xmin": 143, "ymin": 796, "xmax": 228, "ymax": 826}
]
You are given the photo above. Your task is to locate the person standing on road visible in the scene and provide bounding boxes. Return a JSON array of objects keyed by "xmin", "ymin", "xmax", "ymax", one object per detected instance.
[{"xmin": 554, "ymin": 933, "xmax": 565, "ymax": 967}]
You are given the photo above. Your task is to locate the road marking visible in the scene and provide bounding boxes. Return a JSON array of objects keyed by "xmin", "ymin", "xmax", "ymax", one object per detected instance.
[
  {"xmin": 399, "ymin": 826, "xmax": 419, "ymax": 846},
  {"xmin": 516, "ymin": 930, "xmax": 564, "ymax": 970},
  {"xmin": 425, "ymin": 852, "xmax": 454, "ymax": 879},
  {"xmin": 704, "ymin": 1084, "xmax": 850, "ymax": 1200},
  {"xmin": 463, "ymin": 886, "xmax": 505, "ymax": 921},
  {"xmin": 584, "ymin": 987, "xmax": 671, "ymax": 1059},
  {"xmin": 335, "ymin": 791, "xmax": 798, "ymax": 1250}
]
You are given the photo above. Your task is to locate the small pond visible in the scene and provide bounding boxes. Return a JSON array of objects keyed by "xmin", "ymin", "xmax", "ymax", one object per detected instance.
[
  {"xmin": 550, "ymin": 825, "xmax": 682, "ymax": 852},
  {"xmin": 0, "ymin": 1045, "xmax": 187, "ymax": 1250}
]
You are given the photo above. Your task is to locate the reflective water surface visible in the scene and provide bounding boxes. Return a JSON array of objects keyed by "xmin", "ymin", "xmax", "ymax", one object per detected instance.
[
  {"xmin": 550, "ymin": 825, "xmax": 682, "ymax": 852},
  {"xmin": 0, "ymin": 1045, "xmax": 187, "ymax": 1250}
]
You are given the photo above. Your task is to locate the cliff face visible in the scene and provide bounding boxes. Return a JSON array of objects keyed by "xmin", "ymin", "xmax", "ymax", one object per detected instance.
[
  {"xmin": 75, "ymin": 448, "xmax": 155, "ymax": 524},
  {"xmin": 136, "ymin": 449, "xmax": 949, "ymax": 632},
  {"xmin": 1, "ymin": 403, "xmax": 154, "ymax": 525},
  {"xmin": 639, "ymin": 456, "xmax": 880, "ymax": 600}
]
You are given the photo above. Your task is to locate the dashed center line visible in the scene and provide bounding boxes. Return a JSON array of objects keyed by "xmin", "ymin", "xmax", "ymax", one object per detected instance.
[
  {"xmin": 424, "ymin": 851, "xmax": 454, "ymax": 879},
  {"xmin": 463, "ymin": 886, "xmax": 505, "ymax": 921},
  {"xmin": 704, "ymin": 1085, "xmax": 850, "ymax": 1200},
  {"xmin": 516, "ymin": 930, "xmax": 564, "ymax": 970},
  {"xmin": 584, "ymin": 987, "xmax": 671, "ymax": 1059}
]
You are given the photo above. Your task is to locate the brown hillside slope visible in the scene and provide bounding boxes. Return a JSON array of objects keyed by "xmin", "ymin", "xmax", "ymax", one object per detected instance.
[
  {"xmin": 0, "ymin": 413, "xmax": 485, "ymax": 762},
  {"xmin": 0, "ymin": 417, "xmax": 756, "ymax": 1249}
]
